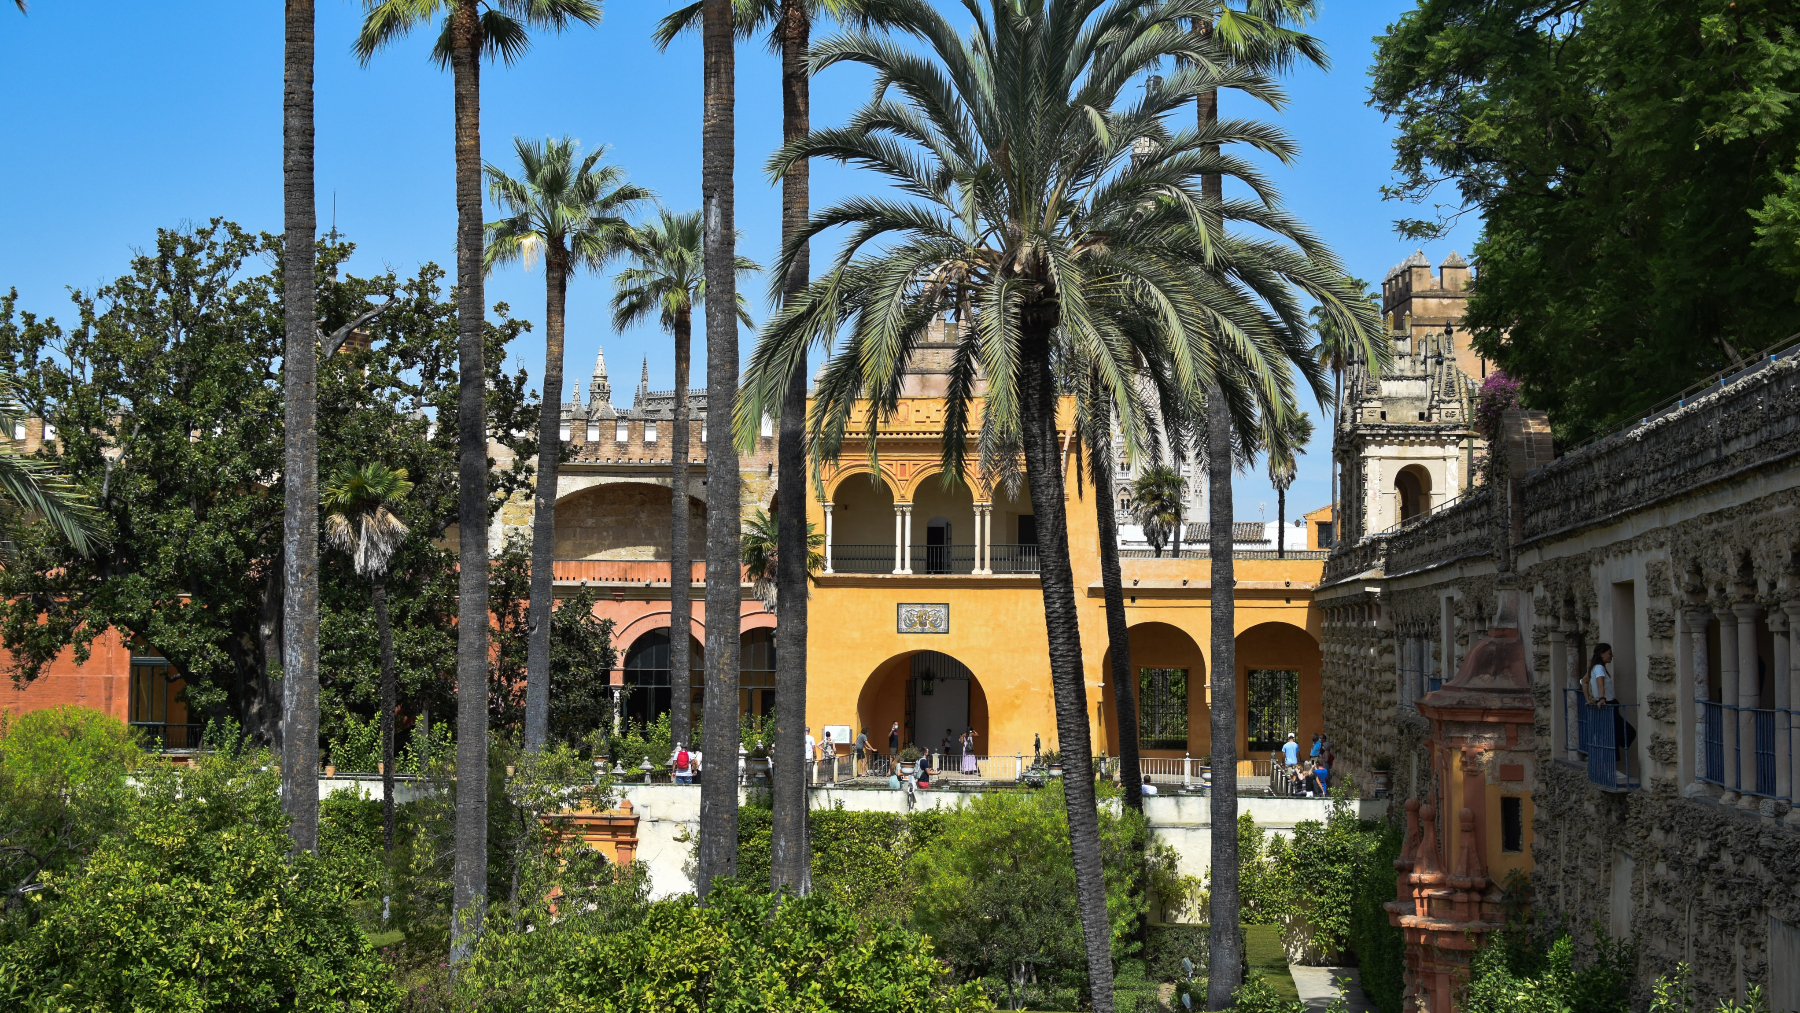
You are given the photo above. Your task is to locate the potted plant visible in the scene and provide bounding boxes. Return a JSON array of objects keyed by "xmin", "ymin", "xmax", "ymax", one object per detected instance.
[
  {"xmin": 1198, "ymin": 754, "xmax": 1212, "ymax": 786},
  {"xmin": 746, "ymin": 739, "xmax": 771, "ymax": 781},
  {"xmin": 1042, "ymin": 749, "xmax": 1063, "ymax": 778},
  {"xmin": 1371, "ymin": 755, "xmax": 1393, "ymax": 797},
  {"xmin": 897, "ymin": 745, "xmax": 923, "ymax": 777}
]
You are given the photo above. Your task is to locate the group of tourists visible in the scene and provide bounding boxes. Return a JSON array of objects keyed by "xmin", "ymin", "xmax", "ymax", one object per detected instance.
[{"xmin": 1281, "ymin": 732, "xmax": 1334, "ymax": 797}]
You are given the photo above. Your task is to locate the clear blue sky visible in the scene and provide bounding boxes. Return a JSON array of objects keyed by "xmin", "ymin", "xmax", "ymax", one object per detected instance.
[{"xmin": 0, "ymin": 0, "xmax": 1480, "ymax": 524}]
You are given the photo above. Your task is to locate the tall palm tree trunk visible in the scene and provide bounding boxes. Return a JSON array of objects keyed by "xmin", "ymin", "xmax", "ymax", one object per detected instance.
[
  {"xmin": 281, "ymin": 0, "xmax": 320, "ymax": 856},
  {"xmin": 670, "ymin": 311, "xmax": 694, "ymax": 753},
  {"xmin": 1205, "ymin": 385, "xmax": 1242, "ymax": 1010},
  {"xmin": 770, "ymin": 0, "xmax": 812, "ymax": 898},
  {"xmin": 696, "ymin": 0, "xmax": 740, "ymax": 898},
  {"xmin": 377, "ymin": 573, "xmax": 396, "ymax": 850},
  {"xmin": 1019, "ymin": 314, "xmax": 1115, "ymax": 1013},
  {"xmin": 1196, "ymin": 24, "xmax": 1243, "ymax": 1003},
  {"xmin": 523, "ymin": 250, "xmax": 570, "ymax": 753},
  {"xmin": 448, "ymin": 0, "xmax": 489, "ymax": 966},
  {"xmin": 1276, "ymin": 485, "xmax": 1286, "ymax": 558},
  {"xmin": 1091, "ymin": 410, "xmax": 1142, "ymax": 812}
]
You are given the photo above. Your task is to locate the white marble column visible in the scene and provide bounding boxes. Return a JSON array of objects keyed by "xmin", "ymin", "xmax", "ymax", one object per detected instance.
[
  {"xmin": 1736, "ymin": 602, "xmax": 1761, "ymax": 806},
  {"xmin": 1717, "ymin": 607, "xmax": 1741, "ymax": 802},
  {"xmin": 893, "ymin": 504, "xmax": 905, "ymax": 573},
  {"xmin": 901, "ymin": 504, "xmax": 914, "ymax": 574},
  {"xmin": 1772, "ymin": 607, "xmax": 1791, "ymax": 807},
  {"xmin": 822, "ymin": 502, "xmax": 834, "ymax": 574},
  {"xmin": 973, "ymin": 503, "xmax": 991, "ymax": 574}
]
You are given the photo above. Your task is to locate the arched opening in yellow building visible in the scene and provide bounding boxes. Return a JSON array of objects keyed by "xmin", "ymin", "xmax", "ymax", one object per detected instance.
[
  {"xmin": 1101, "ymin": 622, "xmax": 1207, "ymax": 758},
  {"xmin": 1234, "ymin": 621, "xmax": 1323, "ymax": 763},
  {"xmin": 856, "ymin": 649, "xmax": 990, "ymax": 756},
  {"xmin": 828, "ymin": 471, "xmax": 896, "ymax": 573},
  {"xmin": 911, "ymin": 471, "xmax": 974, "ymax": 574}
]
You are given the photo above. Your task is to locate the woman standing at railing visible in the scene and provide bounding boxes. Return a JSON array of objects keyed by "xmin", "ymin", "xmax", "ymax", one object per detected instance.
[
  {"xmin": 1586, "ymin": 644, "xmax": 1638, "ymax": 754},
  {"xmin": 961, "ymin": 729, "xmax": 979, "ymax": 774}
]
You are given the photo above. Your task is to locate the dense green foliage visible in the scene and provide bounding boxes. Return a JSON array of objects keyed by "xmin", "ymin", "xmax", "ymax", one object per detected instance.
[
  {"xmin": 1462, "ymin": 931, "xmax": 1633, "ymax": 1013},
  {"xmin": 0, "ymin": 707, "xmax": 138, "ymax": 908},
  {"xmin": 0, "ymin": 730, "xmax": 398, "ymax": 1011},
  {"xmin": 459, "ymin": 880, "xmax": 988, "ymax": 1013},
  {"xmin": 0, "ymin": 222, "xmax": 538, "ymax": 746},
  {"xmin": 908, "ymin": 788, "xmax": 1150, "ymax": 1006},
  {"xmin": 488, "ymin": 533, "xmax": 619, "ymax": 747},
  {"xmin": 1371, "ymin": 0, "xmax": 1800, "ymax": 442}
]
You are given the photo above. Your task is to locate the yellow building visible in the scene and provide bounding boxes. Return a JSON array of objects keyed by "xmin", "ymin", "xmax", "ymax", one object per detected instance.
[
  {"xmin": 487, "ymin": 335, "xmax": 1334, "ymax": 773},
  {"xmin": 802, "ymin": 336, "xmax": 1331, "ymax": 767}
]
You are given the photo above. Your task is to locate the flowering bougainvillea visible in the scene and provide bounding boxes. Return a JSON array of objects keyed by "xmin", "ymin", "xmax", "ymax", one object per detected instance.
[{"xmin": 1474, "ymin": 370, "xmax": 1524, "ymax": 444}]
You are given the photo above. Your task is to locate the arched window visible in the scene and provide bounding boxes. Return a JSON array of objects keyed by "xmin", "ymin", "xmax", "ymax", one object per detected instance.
[
  {"xmin": 740, "ymin": 629, "xmax": 776, "ymax": 727},
  {"xmin": 621, "ymin": 630, "xmax": 703, "ymax": 730},
  {"xmin": 1396, "ymin": 465, "xmax": 1432, "ymax": 523}
]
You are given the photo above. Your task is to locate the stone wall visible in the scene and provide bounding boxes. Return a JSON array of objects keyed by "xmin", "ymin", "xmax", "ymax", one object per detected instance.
[{"xmin": 1321, "ymin": 350, "xmax": 1800, "ymax": 1005}]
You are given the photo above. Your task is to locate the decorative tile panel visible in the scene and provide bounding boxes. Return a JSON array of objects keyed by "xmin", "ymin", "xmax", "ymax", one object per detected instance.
[{"xmin": 897, "ymin": 603, "xmax": 949, "ymax": 634}]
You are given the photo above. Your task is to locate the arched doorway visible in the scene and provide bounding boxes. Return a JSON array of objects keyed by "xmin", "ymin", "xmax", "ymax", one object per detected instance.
[
  {"xmin": 1395, "ymin": 465, "xmax": 1432, "ymax": 523},
  {"xmin": 1235, "ymin": 621, "xmax": 1323, "ymax": 759},
  {"xmin": 1102, "ymin": 622, "xmax": 1207, "ymax": 757},
  {"xmin": 620, "ymin": 629, "xmax": 703, "ymax": 729},
  {"xmin": 856, "ymin": 650, "xmax": 990, "ymax": 756}
]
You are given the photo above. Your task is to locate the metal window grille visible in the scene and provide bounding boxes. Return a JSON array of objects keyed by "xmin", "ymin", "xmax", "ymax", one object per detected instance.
[
  {"xmin": 1138, "ymin": 668, "xmax": 1189, "ymax": 750},
  {"xmin": 1247, "ymin": 669, "xmax": 1300, "ymax": 754}
]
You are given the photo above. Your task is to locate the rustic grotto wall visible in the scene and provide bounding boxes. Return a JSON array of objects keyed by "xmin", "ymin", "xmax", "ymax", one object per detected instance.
[{"xmin": 1320, "ymin": 351, "xmax": 1800, "ymax": 1006}]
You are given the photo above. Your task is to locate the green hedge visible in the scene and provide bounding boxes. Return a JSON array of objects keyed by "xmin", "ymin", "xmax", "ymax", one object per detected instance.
[{"xmin": 1347, "ymin": 823, "xmax": 1405, "ymax": 1013}]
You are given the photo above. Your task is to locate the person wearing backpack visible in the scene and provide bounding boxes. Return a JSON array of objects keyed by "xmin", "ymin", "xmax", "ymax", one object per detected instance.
[{"xmin": 671, "ymin": 743, "xmax": 694, "ymax": 785}]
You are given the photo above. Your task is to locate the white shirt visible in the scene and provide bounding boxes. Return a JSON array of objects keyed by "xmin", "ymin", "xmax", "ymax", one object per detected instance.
[
  {"xmin": 804, "ymin": 733, "xmax": 816, "ymax": 760},
  {"xmin": 1587, "ymin": 663, "xmax": 1613, "ymax": 703}
]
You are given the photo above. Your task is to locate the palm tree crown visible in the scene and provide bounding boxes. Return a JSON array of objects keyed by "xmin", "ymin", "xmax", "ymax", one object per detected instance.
[
  {"xmin": 1131, "ymin": 465, "xmax": 1185, "ymax": 557},
  {"xmin": 354, "ymin": 0, "xmax": 603, "ymax": 67},
  {"xmin": 738, "ymin": 0, "xmax": 1380, "ymax": 466},
  {"xmin": 0, "ymin": 374, "xmax": 103, "ymax": 559},
  {"xmin": 484, "ymin": 136, "xmax": 651, "ymax": 276},
  {"xmin": 323, "ymin": 463, "xmax": 414, "ymax": 578},
  {"xmin": 740, "ymin": 507, "xmax": 824, "ymax": 606},
  {"xmin": 611, "ymin": 209, "xmax": 757, "ymax": 334}
]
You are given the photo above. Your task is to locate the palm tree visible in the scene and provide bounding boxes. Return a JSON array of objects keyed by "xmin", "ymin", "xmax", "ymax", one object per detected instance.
[
  {"xmin": 1186, "ymin": 6, "xmax": 1355, "ymax": 1003},
  {"xmin": 1309, "ymin": 275, "xmax": 1375, "ymax": 546},
  {"xmin": 611, "ymin": 209, "xmax": 755, "ymax": 761},
  {"xmin": 739, "ymin": 506, "xmax": 824, "ymax": 607},
  {"xmin": 737, "ymin": 3, "xmax": 1378, "ymax": 1006},
  {"xmin": 657, "ymin": 0, "xmax": 878, "ymax": 900},
  {"xmin": 1077, "ymin": 372, "xmax": 1143, "ymax": 811},
  {"xmin": 1132, "ymin": 465, "xmax": 1185, "ymax": 558},
  {"xmin": 280, "ymin": 0, "xmax": 321, "ymax": 860},
  {"xmin": 1266, "ymin": 409, "xmax": 1312, "ymax": 558},
  {"xmin": 322, "ymin": 463, "xmax": 414, "ymax": 852},
  {"xmin": 485, "ymin": 136, "xmax": 650, "ymax": 756},
  {"xmin": 0, "ymin": 375, "xmax": 103, "ymax": 557},
  {"xmin": 354, "ymin": 0, "xmax": 604, "ymax": 964}
]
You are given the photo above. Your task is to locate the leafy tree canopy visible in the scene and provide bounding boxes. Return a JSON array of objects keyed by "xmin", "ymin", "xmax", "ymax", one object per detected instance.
[
  {"xmin": 0, "ymin": 221, "xmax": 538, "ymax": 745},
  {"xmin": 0, "ymin": 737, "xmax": 398, "ymax": 1011},
  {"xmin": 1371, "ymin": 0, "xmax": 1800, "ymax": 442}
]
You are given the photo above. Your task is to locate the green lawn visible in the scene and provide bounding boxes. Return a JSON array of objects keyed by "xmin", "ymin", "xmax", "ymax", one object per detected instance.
[{"xmin": 1244, "ymin": 924, "xmax": 1300, "ymax": 1002}]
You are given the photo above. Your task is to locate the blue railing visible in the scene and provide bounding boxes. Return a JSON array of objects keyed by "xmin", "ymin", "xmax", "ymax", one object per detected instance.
[
  {"xmin": 1567, "ymin": 691, "xmax": 1638, "ymax": 791},
  {"xmin": 1703, "ymin": 701, "xmax": 1726, "ymax": 785},
  {"xmin": 1754, "ymin": 707, "xmax": 1777, "ymax": 798}
]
